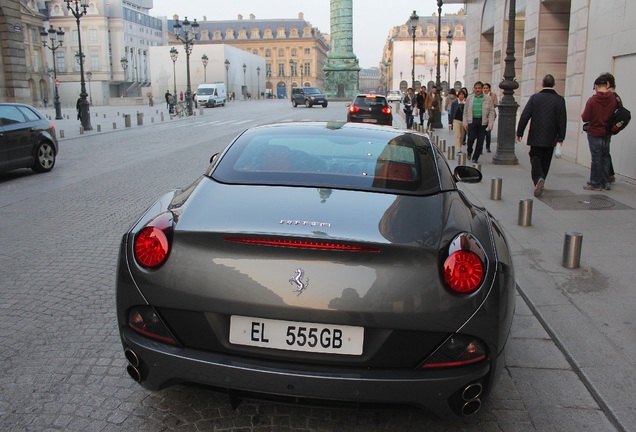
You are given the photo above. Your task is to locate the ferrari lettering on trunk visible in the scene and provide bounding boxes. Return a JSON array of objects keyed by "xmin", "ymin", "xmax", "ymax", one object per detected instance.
[{"xmin": 279, "ymin": 220, "xmax": 331, "ymax": 227}]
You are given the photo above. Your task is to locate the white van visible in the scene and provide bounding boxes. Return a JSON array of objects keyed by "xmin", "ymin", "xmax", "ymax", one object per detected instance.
[{"xmin": 195, "ymin": 83, "xmax": 226, "ymax": 107}]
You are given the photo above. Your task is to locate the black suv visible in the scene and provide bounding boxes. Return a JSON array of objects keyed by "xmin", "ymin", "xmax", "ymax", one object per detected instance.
[{"xmin": 291, "ymin": 87, "xmax": 328, "ymax": 108}]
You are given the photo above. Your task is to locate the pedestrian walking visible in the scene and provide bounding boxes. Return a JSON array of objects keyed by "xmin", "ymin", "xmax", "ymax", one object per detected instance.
[
  {"xmin": 453, "ymin": 88, "xmax": 468, "ymax": 154},
  {"xmin": 516, "ymin": 74, "xmax": 567, "ymax": 197},
  {"xmin": 444, "ymin": 88, "xmax": 458, "ymax": 130},
  {"xmin": 601, "ymin": 72, "xmax": 617, "ymax": 184},
  {"xmin": 463, "ymin": 81, "xmax": 496, "ymax": 163},
  {"xmin": 483, "ymin": 83, "xmax": 498, "ymax": 152},
  {"xmin": 76, "ymin": 96, "xmax": 82, "ymax": 121},
  {"xmin": 402, "ymin": 87, "xmax": 416, "ymax": 129},
  {"xmin": 180, "ymin": 91, "xmax": 184, "ymax": 101},
  {"xmin": 416, "ymin": 88, "xmax": 427, "ymax": 128},
  {"xmin": 581, "ymin": 75, "xmax": 617, "ymax": 191},
  {"xmin": 425, "ymin": 86, "xmax": 441, "ymax": 132},
  {"xmin": 165, "ymin": 90, "xmax": 171, "ymax": 109}
]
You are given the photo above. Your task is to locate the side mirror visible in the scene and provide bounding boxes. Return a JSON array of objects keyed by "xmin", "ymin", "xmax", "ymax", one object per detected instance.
[
  {"xmin": 453, "ymin": 165, "xmax": 482, "ymax": 183},
  {"xmin": 346, "ymin": 103, "xmax": 351, "ymax": 107},
  {"xmin": 205, "ymin": 153, "xmax": 220, "ymax": 177},
  {"xmin": 209, "ymin": 153, "xmax": 219, "ymax": 164}
]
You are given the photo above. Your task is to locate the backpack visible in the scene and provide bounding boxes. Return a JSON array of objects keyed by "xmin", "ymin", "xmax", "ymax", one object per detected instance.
[{"xmin": 607, "ymin": 93, "xmax": 631, "ymax": 135}]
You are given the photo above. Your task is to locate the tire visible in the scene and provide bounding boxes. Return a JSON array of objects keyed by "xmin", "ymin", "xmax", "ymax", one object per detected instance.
[
  {"xmin": 305, "ymin": 100, "xmax": 312, "ymax": 108},
  {"xmin": 292, "ymin": 99, "xmax": 298, "ymax": 107},
  {"xmin": 322, "ymin": 102, "xmax": 328, "ymax": 108},
  {"xmin": 32, "ymin": 141, "xmax": 56, "ymax": 173}
]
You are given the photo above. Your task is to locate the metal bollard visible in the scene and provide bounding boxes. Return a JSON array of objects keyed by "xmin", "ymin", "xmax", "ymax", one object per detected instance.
[
  {"xmin": 151, "ymin": 117, "xmax": 154, "ymax": 123},
  {"xmin": 457, "ymin": 152, "xmax": 466, "ymax": 165},
  {"xmin": 161, "ymin": 112, "xmax": 164, "ymax": 122},
  {"xmin": 518, "ymin": 199, "xmax": 533, "ymax": 226},
  {"xmin": 447, "ymin": 146, "xmax": 455, "ymax": 160},
  {"xmin": 97, "ymin": 125, "xmax": 101, "ymax": 132},
  {"xmin": 434, "ymin": 135, "xmax": 439, "ymax": 146},
  {"xmin": 60, "ymin": 130, "xmax": 65, "ymax": 138},
  {"xmin": 490, "ymin": 178, "xmax": 502, "ymax": 200},
  {"xmin": 136, "ymin": 112, "xmax": 143, "ymax": 126},
  {"xmin": 95, "ymin": 112, "xmax": 98, "ymax": 117},
  {"xmin": 124, "ymin": 114, "xmax": 131, "ymax": 128},
  {"xmin": 104, "ymin": 114, "xmax": 106, "ymax": 118},
  {"xmin": 441, "ymin": 139, "xmax": 446, "ymax": 152},
  {"xmin": 113, "ymin": 122, "xmax": 117, "ymax": 129},
  {"xmin": 199, "ymin": 106, "xmax": 204, "ymax": 115},
  {"xmin": 79, "ymin": 126, "xmax": 84, "ymax": 134},
  {"xmin": 562, "ymin": 232, "xmax": 583, "ymax": 269}
]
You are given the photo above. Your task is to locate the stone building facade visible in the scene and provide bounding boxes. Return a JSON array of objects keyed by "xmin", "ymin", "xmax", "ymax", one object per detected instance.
[
  {"xmin": 459, "ymin": 0, "xmax": 636, "ymax": 180},
  {"xmin": 172, "ymin": 13, "xmax": 329, "ymax": 99}
]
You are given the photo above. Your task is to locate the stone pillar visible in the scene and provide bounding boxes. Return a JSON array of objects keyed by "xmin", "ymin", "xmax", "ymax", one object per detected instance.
[
  {"xmin": 323, "ymin": 0, "xmax": 361, "ymax": 99},
  {"xmin": 0, "ymin": 0, "xmax": 30, "ymax": 103}
]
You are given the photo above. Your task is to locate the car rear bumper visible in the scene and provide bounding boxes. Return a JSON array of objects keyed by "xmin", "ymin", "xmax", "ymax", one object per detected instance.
[{"xmin": 121, "ymin": 328, "xmax": 494, "ymax": 418}]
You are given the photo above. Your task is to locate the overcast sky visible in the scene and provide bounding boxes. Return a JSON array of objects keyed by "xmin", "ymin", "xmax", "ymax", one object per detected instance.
[{"xmin": 150, "ymin": 0, "xmax": 463, "ymax": 69}]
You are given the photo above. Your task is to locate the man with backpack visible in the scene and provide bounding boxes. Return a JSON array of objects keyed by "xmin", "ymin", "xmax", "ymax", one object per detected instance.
[{"xmin": 581, "ymin": 75, "xmax": 617, "ymax": 191}]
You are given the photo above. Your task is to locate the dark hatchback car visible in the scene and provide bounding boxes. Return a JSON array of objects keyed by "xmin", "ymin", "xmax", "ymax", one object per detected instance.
[
  {"xmin": 347, "ymin": 94, "xmax": 393, "ymax": 126},
  {"xmin": 117, "ymin": 122, "xmax": 515, "ymax": 419},
  {"xmin": 291, "ymin": 87, "xmax": 328, "ymax": 108},
  {"xmin": 0, "ymin": 103, "xmax": 58, "ymax": 174}
]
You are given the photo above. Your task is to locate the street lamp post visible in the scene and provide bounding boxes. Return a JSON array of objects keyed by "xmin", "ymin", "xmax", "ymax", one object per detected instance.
[
  {"xmin": 170, "ymin": 47, "xmax": 178, "ymax": 96},
  {"xmin": 409, "ymin": 11, "xmax": 419, "ymax": 89},
  {"xmin": 201, "ymin": 54, "xmax": 208, "ymax": 83},
  {"xmin": 224, "ymin": 59, "xmax": 230, "ymax": 97},
  {"xmin": 454, "ymin": 57, "xmax": 458, "ymax": 87},
  {"xmin": 65, "ymin": 0, "xmax": 92, "ymax": 130},
  {"xmin": 86, "ymin": 71, "xmax": 92, "ymax": 105},
  {"xmin": 256, "ymin": 66, "xmax": 261, "ymax": 99},
  {"xmin": 432, "ymin": 0, "xmax": 444, "ymax": 128},
  {"xmin": 40, "ymin": 25, "xmax": 64, "ymax": 120},
  {"xmin": 173, "ymin": 17, "xmax": 200, "ymax": 116},
  {"xmin": 242, "ymin": 63, "xmax": 246, "ymax": 99},
  {"xmin": 446, "ymin": 33, "xmax": 453, "ymax": 85},
  {"xmin": 493, "ymin": 0, "xmax": 519, "ymax": 165},
  {"xmin": 120, "ymin": 57, "xmax": 128, "ymax": 97}
]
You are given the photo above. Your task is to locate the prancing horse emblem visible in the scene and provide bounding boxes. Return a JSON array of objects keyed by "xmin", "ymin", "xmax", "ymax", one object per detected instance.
[{"xmin": 289, "ymin": 268, "xmax": 309, "ymax": 296}]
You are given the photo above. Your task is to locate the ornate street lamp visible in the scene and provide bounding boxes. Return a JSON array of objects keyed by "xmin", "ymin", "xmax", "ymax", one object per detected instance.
[
  {"xmin": 493, "ymin": 0, "xmax": 519, "ymax": 165},
  {"xmin": 432, "ymin": 0, "xmax": 444, "ymax": 128},
  {"xmin": 242, "ymin": 62, "xmax": 247, "ymax": 99},
  {"xmin": 224, "ymin": 59, "xmax": 230, "ymax": 95},
  {"xmin": 120, "ymin": 57, "xmax": 128, "ymax": 97},
  {"xmin": 446, "ymin": 33, "xmax": 453, "ymax": 85},
  {"xmin": 409, "ymin": 11, "xmax": 419, "ymax": 89},
  {"xmin": 86, "ymin": 70, "xmax": 92, "ymax": 105},
  {"xmin": 173, "ymin": 16, "xmax": 200, "ymax": 116},
  {"xmin": 256, "ymin": 66, "xmax": 261, "ymax": 99},
  {"xmin": 454, "ymin": 57, "xmax": 459, "ymax": 87},
  {"xmin": 65, "ymin": 0, "xmax": 92, "ymax": 130},
  {"xmin": 40, "ymin": 25, "xmax": 64, "ymax": 120},
  {"xmin": 201, "ymin": 54, "xmax": 208, "ymax": 83},
  {"xmin": 170, "ymin": 47, "xmax": 178, "ymax": 96}
]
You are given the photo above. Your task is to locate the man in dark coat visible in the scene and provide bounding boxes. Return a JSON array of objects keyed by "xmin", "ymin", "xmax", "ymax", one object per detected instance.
[{"xmin": 516, "ymin": 74, "xmax": 567, "ymax": 197}]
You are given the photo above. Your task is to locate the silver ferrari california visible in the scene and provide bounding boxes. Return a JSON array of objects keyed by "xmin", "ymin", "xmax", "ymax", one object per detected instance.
[{"xmin": 116, "ymin": 121, "xmax": 515, "ymax": 418}]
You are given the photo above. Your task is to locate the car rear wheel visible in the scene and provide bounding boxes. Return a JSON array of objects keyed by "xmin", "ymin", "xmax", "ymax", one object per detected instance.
[
  {"xmin": 32, "ymin": 141, "xmax": 56, "ymax": 173},
  {"xmin": 305, "ymin": 100, "xmax": 312, "ymax": 108},
  {"xmin": 292, "ymin": 99, "xmax": 298, "ymax": 107}
]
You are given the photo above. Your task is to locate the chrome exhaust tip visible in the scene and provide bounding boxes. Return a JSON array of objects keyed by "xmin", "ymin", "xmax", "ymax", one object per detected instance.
[
  {"xmin": 124, "ymin": 348, "xmax": 140, "ymax": 368},
  {"xmin": 462, "ymin": 383, "xmax": 483, "ymax": 401},
  {"xmin": 126, "ymin": 364, "xmax": 142, "ymax": 382},
  {"xmin": 461, "ymin": 398, "xmax": 481, "ymax": 416}
]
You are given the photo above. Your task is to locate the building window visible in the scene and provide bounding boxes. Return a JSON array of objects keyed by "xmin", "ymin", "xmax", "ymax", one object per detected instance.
[
  {"xmin": 252, "ymin": 49, "xmax": 258, "ymax": 55},
  {"xmin": 33, "ymin": 51, "xmax": 41, "ymax": 71},
  {"xmin": 303, "ymin": 62, "xmax": 310, "ymax": 77},
  {"xmin": 225, "ymin": 28, "xmax": 235, "ymax": 39},
  {"xmin": 277, "ymin": 27, "xmax": 286, "ymax": 38},
  {"xmin": 213, "ymin": 30, "xmax": 222, "ymax": 40},
  {"xmin": 57, "ymin": 51, "xmax": 65, "ymax": 72},
  {"xmin": 91, "ymin": 50, "xmax": 99, "ymax": 70},
  {"xmin": 238, "ymin": 29, "xmax": 248, "ymax": 39},
  {"xmin": 72, "ymin": 30, "xmax": 78, "ymax": 42},
  {"xmin": 278, "ymin": 63, "xmax": 284, "ymax": 76},
  {"xmin": 426, "ymin": 25, "xmax": 436, "ymax": 38},
  {"xmin": 266, "ymin": 63, "xmax": 272, "ymax": 77},
  {"xmin": 89, "ymin": 29, "xmax": 97, "ymax": 42},
  {"xmin": 289, "ymin": 28, "xmax": 299, "ymax": 38},
  {"xmin": 278, "ymin": 48, "xmax": 284, "ymax": 57},
  {"xmin": 304, "ymin": 48, "xmax": 310, "ymax": 56},
  {"xmin": 291, "ymin": 48, "xmax": 297, "ymax": 57},
  {"xmin": 265, "ymin": 49, "xmax": 271, "ymax": 57},
  {"xmin": 263, "ymin": 28, "xmax": 273, "ymax": 39},
  {"xmin": 251, "ymin": 28, "xmax": 260, "ymax": 39},
  {"xmin": 290, "ymin": 62, "xmax": 297, "ymax": 76}
]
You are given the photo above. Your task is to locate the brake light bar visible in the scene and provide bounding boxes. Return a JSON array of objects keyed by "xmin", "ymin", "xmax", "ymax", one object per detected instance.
[{"xmin": 225, "ymin": 237, "xmax": 380, "ymax": 252}]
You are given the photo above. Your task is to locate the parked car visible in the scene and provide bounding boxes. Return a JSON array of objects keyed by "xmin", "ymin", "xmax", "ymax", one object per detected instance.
[
  {"xmin": 347, "ymin": 94, "xmax": 393, "ymax": 125},
  {"xmin": 291, "ymin": 87, "xmax": 328, "ymax": 108},
  {"xmin": 0, "ymin": 103, "xmax": 58, "ymax": 174},
  {"xmin": 116, "ymin": 122, "xmax": 515, "ymax": 419},
  {"xmin": 387, "ymin": 90, "xmax": 402, "ymax": 103}
]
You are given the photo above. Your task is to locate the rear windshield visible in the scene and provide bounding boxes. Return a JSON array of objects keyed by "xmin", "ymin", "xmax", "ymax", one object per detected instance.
[
  {"xmin": 354, "ymin": 96, "xmax": 388, "ymax": 107},
  {"xmin": 211, "ymin": 124, "xmax": 441, "ymax": 194}
]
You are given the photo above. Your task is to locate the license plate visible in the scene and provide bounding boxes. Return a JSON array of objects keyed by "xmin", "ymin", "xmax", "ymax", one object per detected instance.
[
  {"xmin": 363, "ymin": 118, "xmax": 378, "ymax": 123},
  {"xmin": 229, "ymin": 315, "xmax": 364, "ymax": 355}
]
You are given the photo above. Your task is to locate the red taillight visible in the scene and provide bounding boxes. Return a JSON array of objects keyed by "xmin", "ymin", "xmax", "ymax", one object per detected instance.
[
  {"xmin": 444, "ymin": 250, "xmax": 484, "ymax": 293},
  {"xmin": 225, "ymin": 237, "xmax": 380, "ymax": 252},
  {"xmin": 134, "ymin": 212, "xmax": 173, "ymax": 268},
  {"xmin": 348, "ymin": 105, "xmax": 360, "ymax": 113},
  {"xmin": 382, "ymin": 107, "xmax": 392, "ymax": 115}
]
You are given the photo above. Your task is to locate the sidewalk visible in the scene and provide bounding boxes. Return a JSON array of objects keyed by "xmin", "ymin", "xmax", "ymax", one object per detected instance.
[{"xmin": 396, "ymin": 113, "xmax": 636, "ymax": 431}]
